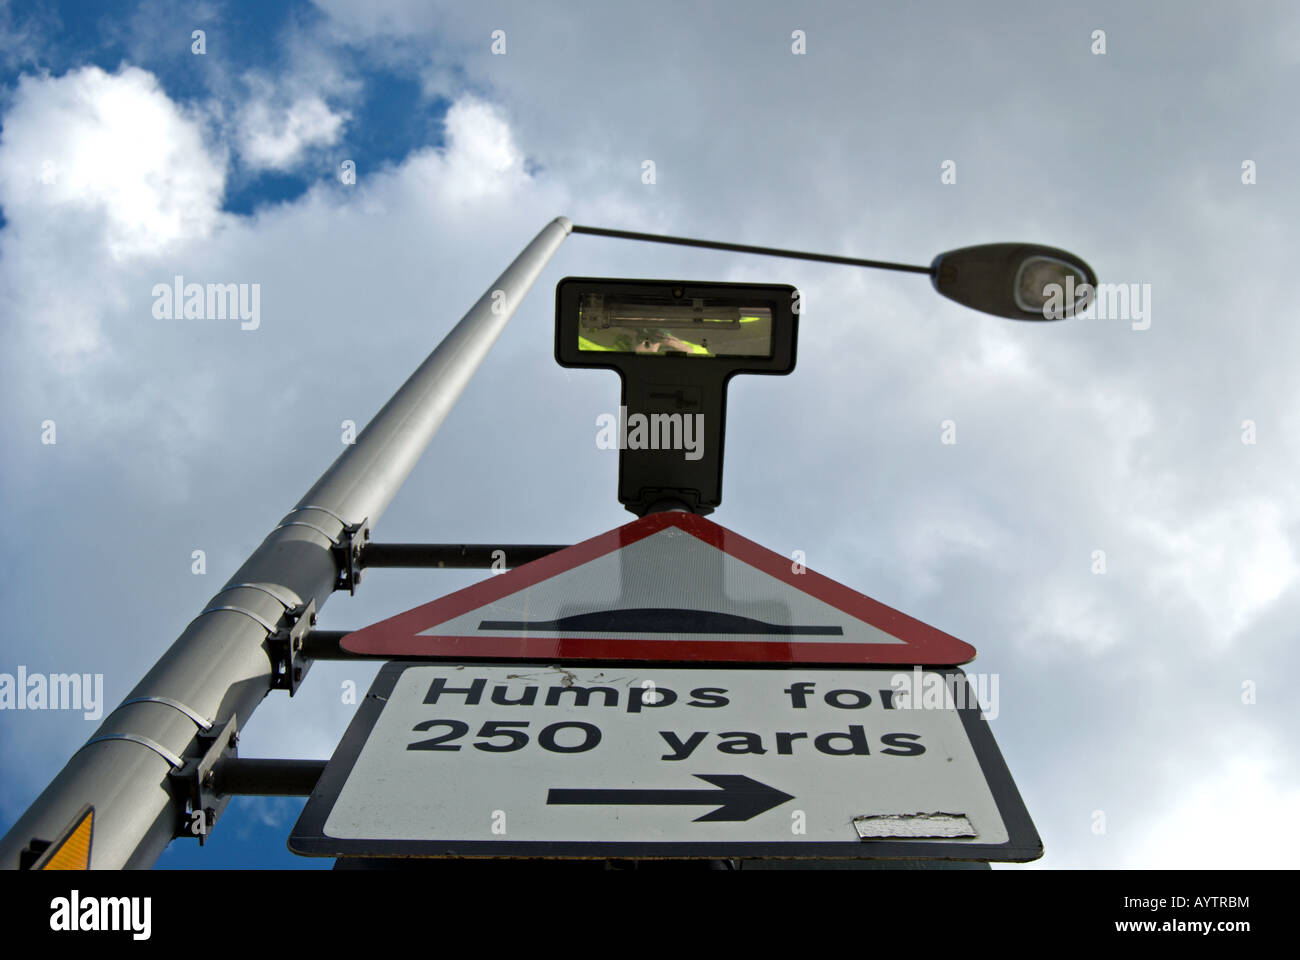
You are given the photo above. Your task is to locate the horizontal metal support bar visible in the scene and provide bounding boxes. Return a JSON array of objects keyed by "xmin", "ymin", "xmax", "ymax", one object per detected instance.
[
  {"xmin": 360, "ymin": 543, "xmax": 568, "ymax": 569},
  {"xmin": 571, "ymin": 224, "xmax": 934, "ymax": 274},
  {"xmin": 212, "ymin": 758, "xmax": 326, "ymax": 797},
  {"xmin": 299, "ymin": 631, "xmax": 383, "ymax": 661}
]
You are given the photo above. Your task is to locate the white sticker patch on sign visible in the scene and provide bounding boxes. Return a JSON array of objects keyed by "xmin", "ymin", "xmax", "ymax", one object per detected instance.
[{"xmin": 853, "ymin": 812, "xmax": 977, "ymax": 839}]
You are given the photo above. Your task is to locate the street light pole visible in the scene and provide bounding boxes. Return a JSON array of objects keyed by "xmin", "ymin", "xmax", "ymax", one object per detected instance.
[{"xmin": 0, "ymin": 216, "xmax": 573, "ymax": 869}]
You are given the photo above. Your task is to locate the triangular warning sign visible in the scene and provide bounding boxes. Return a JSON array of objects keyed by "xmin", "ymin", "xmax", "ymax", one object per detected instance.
[{"xmin": 343, "ymin": 512, "xmax": 975, "ymax": 665}]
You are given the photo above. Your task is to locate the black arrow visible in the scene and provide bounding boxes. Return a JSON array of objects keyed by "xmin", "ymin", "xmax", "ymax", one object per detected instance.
[{"xmin": 547, "ymin": 774, "xmax": 795, "ymax": 822}]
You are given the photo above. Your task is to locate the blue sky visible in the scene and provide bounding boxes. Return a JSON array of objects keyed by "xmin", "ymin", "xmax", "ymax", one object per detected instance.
[
  {"xmin": 1, "ymin": 0, "xmax": 1298, "ymax": 870},
  {"xmin": 2, "ymin": 0, "xmax": 442, "ymax": 214}
]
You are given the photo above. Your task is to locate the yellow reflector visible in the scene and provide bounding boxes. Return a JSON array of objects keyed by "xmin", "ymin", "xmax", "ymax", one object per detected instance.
[{"xmin": 36, "ymin": 805, "xmax": 93, "ymax": 870}]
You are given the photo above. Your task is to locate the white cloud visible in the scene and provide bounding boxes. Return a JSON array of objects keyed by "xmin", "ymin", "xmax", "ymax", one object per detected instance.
[
  {"xmin": 1121, "ymin": 736, "xmax": 1300, "ymax": 869},
  {"xmin": 1018, "ymin": 585, "xmax": 1123, "ymax": 656},
  {"xmin": 412, "ymin": 97, "xmax": 529, "ymax": 200},
  {"xmin": 899, "ymin": 505, "xmax": 1007, "ymax": 596},
  {"xmin": 1136, "ymin": 500, "xmax": 1300, "ymax": 646},
  {"xmin": 0, "ymin": 65, "xmax": 228, "ymax": 371},
  {"xmin": 236, "ymin": 89, "xmax": 348, "ymax": 171},
  {"xmin": 0, "ymin": 65, "xmax": 225, "ymax": 262}
]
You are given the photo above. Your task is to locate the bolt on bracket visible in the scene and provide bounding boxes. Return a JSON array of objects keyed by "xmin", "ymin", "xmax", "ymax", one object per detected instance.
[
  {"xmin": 267, "ymin": 598, "xmax": 317, "ymax": 695},
  {"xmin": 331, "ymin": 518, "xmax": 371, "ymax": 594},
  {"xmin": 169, "ymin": 716, "xmax": 238, "ymax": 845}
]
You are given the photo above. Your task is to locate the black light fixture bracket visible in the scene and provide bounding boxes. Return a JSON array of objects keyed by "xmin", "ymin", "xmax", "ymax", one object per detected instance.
[{"xmin": 556, "ymin": 277, "xmax": 798, "ymax": 516}]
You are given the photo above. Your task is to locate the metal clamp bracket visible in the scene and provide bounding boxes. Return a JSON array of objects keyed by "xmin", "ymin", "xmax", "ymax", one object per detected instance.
[
  {"xmin": 80, "ymin": 733, "xmax": 183, "ymax": 769},
  {"xmin": 215, "ymin": 581, "xmax": 304, "ymax": 613},
  {"xmin": 168, "ymin": 716, "xmax": 238, "ymax": 845},
  {"xmin": 331, "ymin": 517, "xmax": 370, "ymax": 594},
  {"xmin": 117, "ymin": 696, "xmax": 214, "ymax": 731},
  {"xmin": 267, "ymin": 597, "xmax": 317, "ymax": 695}
]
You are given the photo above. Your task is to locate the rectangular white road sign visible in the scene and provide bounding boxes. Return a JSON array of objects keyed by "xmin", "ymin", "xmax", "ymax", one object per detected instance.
[{"xmin": 290, "ymin": 663, "xmax": 1041, "ymax": 861}]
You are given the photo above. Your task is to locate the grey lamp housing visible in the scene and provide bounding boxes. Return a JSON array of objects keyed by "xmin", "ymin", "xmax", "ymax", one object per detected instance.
[{"xmin": 931, "ymin": 243, "xmax": 1098, "ymax": 320}]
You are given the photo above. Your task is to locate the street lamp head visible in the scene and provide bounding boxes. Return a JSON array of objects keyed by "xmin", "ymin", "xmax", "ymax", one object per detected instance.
[{"xmin": 930, "ymin": 243, "xmax": 1097, "ymax": 321}]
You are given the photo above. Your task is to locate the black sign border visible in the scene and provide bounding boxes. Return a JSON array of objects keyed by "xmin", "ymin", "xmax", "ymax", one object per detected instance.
[{"xmin": 290, "ymin": 662, "xmax": 1042, "ymax": 862}]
